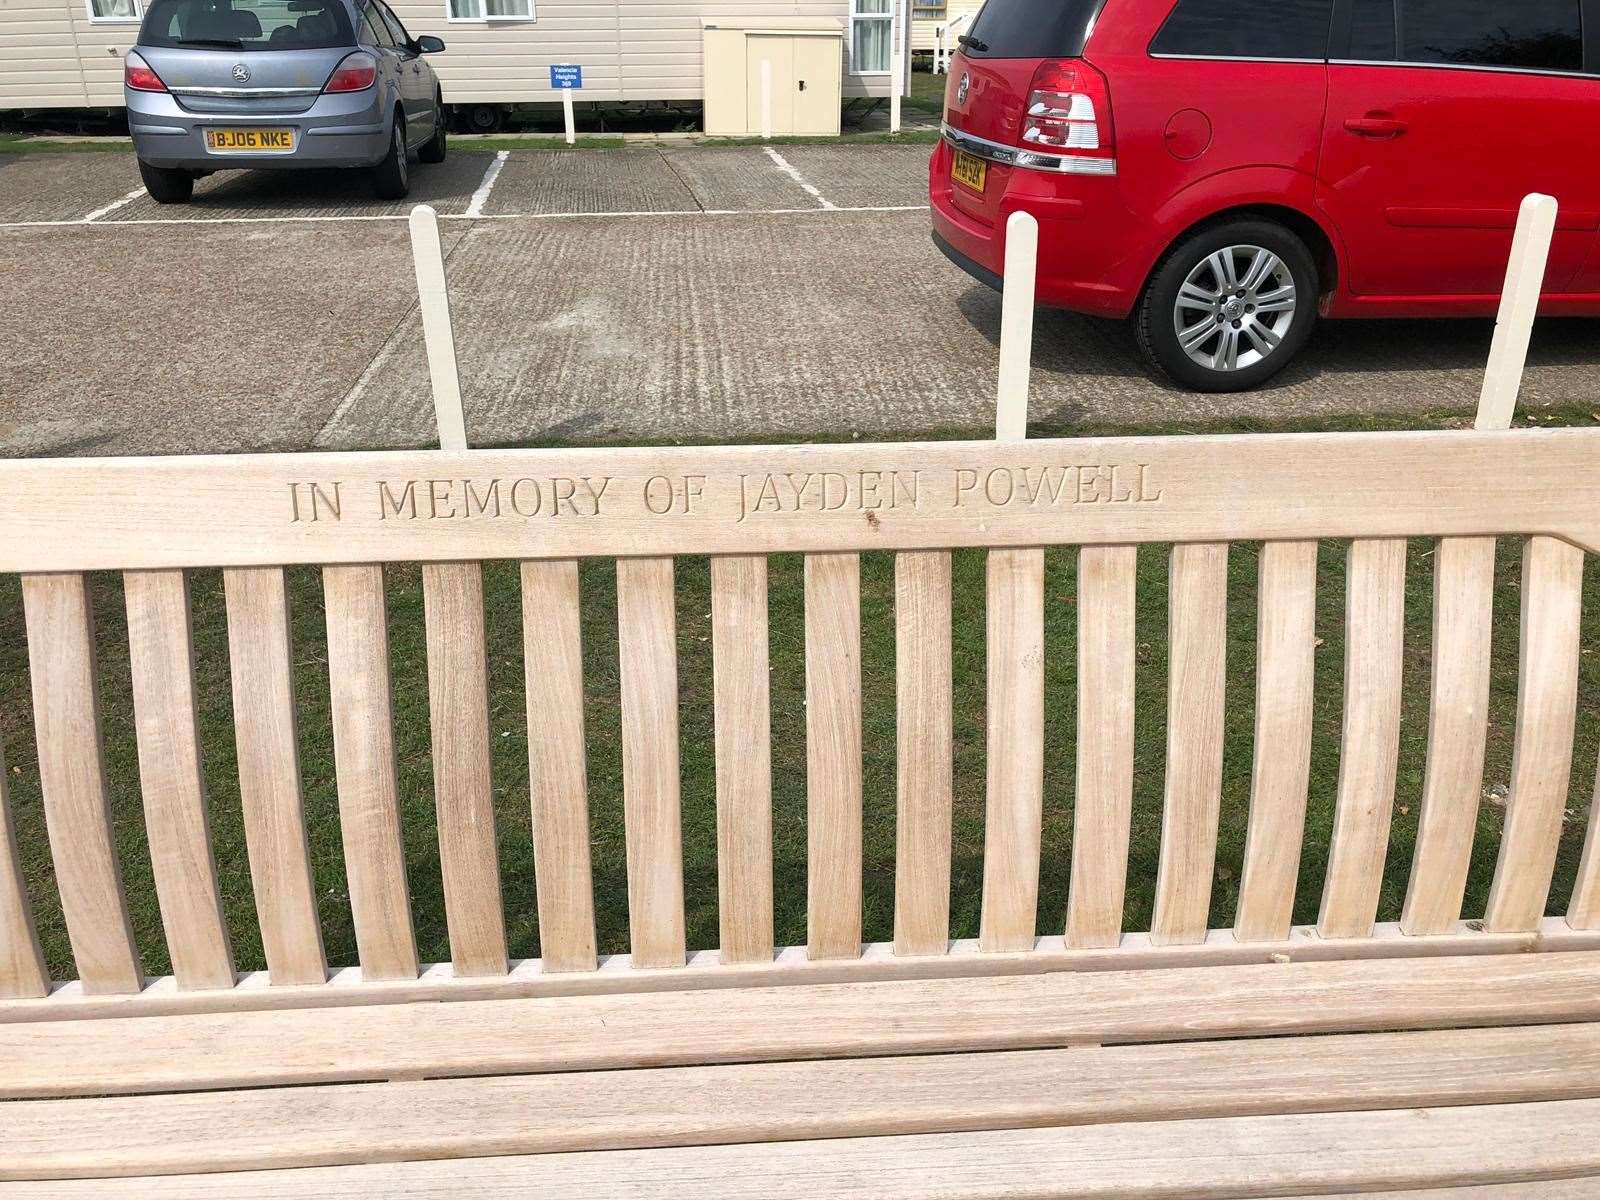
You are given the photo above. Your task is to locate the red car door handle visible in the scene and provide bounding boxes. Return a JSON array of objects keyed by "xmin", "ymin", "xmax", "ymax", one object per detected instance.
[{"xmin": 1345, "ymin": 116, "xmax": 1408, "ymax": 137}]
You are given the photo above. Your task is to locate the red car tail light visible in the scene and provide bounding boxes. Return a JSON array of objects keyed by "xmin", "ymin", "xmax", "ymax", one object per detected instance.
[
  {"xmin": 1020, "ymin": 59, "xmax": 1115, "ymax": 174},
  {"xmin": 123, "ymin": 50, "xmax": 167, "ymax": 93},
  {"xmin": 324, "ymin": 51, "xmax": 377, "ymax": 93}
]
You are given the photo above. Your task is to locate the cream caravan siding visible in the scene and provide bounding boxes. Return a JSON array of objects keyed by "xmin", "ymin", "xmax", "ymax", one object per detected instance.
[
  {"xmin": 910, "ymin": 0, "xmax": 979, "ymax": 54},
  {"xmin": 0, "ymin": 0, "xmax": 90, "ymax": 108},
  {"xmin": 66, "ymin": 0, "xmax": 141, "ymax": 105},
  {"xmin": 387, "ymin": 0, "xmax": 905, "ymax": 104}
]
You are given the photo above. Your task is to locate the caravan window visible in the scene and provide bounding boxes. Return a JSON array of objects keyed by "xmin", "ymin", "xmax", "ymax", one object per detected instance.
[
  {"xmin": 88, "ymin": 0, "xmax": 142, "ymax": 21},
  {"xmin": 446, "ymin": 0, "xmax": 533, "ymax": 20},
  {"xmin": 852, "ymin": 0, "xmax": 892, "ymax": 72}
]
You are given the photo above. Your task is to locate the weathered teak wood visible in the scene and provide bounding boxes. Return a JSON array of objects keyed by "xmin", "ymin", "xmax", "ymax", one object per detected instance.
[
  {"xmin": 980, "ymin": 548, "xmax": 1045, "ymax": 953},
  {"xmin": 616, "ymin": 556, "xmax": 687, "ymax": 970},
  {"xmin": 13, "ymin": 1099, "xmax": 1600, "ymax": 1200},
  {"xmin": 422, "ymin": 561, "xmax": 508, "ymax": 977},
  {"xmin": 1570, "ymin": 759, "xmax": 1600, "ymax": 930},
  {"xmin": 1402, "ymin": 537, "xmax": 1495, "ymax": 936},
  {"xmin": 521, "ymin": 559, "xmax": 598, "ymax": 974},
  {"xmin": 1067, "ymin": 545, "xmax": 1138, "ymax": 949},
  {"xmin": 1235, "ymin": 541, "xmax": 1318, "ymax": 943},
  {"xmin": 12, "ymin": 946, "xmax": 1595, "ymax": 1100},
  {"xmin": 0, "ymin": 738, "xmax": 48, "ymax": 1000},
  {"xmin": 124, "ymin": 569, "xmax": 235, "ymax": 992},
  {"xmin": 22, "ymin": 573, "xmax": 142, "ymax": 995},
  {"xmin": 805, "ymin": 552, "xmax": 863, "ymax": 961},
  {"xmin": 1485, "ymin": 536, "xmax": 1585, "ymax": 933},
  {"xmin": 710, "ymin": 554, "xmax": 774, "ymax": 965},
  {"xmin": 223, "ymin": 567, "xmax": 326, "ymax": 987},
  {"xmin": 322, "ymin": 564, "xmax": 417, "ymax": 983},
  {"xmin": 1151, "ymin": 543, "xmax": 1228, "ymax": 947},
  {"xmin": 10, "ymin": 431, "xmax": 1600, "ymax": 573},
  {"xmin": 894, "ymin": 550, "xmax": 953, "ymax": 958},
  {"xmin": 9, "ymin": 1022, "xmax": 1600, "ymax": 1181},
  {"xmin": 1319, "ymin": 539, "xmax": 1408, "ymax": 941}
]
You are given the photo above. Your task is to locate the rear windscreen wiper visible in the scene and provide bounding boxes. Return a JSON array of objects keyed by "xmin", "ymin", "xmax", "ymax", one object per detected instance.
[
  {"xmin": 176, "ymin": 37, "xmax": 244, "ymax": 48},
  {"xmin": 957, "ymin": 34, "xmax": 988, "ymax": 51}
]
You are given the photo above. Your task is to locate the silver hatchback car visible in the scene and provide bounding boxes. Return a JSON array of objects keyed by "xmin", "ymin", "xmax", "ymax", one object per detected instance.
[{"xmin": 124, "ymin": 0, "xmax": 446, "ymax": 203}]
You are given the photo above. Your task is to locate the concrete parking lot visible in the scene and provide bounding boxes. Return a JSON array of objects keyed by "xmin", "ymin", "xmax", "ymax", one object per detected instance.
[{"xmin": 2, "ymin": 142, "xmax": 1596, "ymax": 457}]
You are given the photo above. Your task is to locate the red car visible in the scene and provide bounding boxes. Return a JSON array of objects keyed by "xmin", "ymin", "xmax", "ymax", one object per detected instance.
[{"xmin": 930, "ymin": 0, "xmax": 1600, "ymax": 392}]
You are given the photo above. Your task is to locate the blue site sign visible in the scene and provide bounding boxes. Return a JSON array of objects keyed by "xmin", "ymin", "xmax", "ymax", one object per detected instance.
[{"xmin": 550, "ymin": 64, "xmax": 582, "ymax": 90}]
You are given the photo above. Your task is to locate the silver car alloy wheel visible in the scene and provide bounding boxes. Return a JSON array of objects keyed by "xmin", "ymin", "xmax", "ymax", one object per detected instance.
[
  {"xmin": 395, "ymin": 124, "xmax": 407, "ymax": 187},
  {"xmin": 1172, "ymin": 245, "xmax": 1297, "ymax": 372}
]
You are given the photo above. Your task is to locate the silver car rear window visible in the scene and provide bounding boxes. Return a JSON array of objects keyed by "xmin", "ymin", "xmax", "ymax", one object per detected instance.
[{"xmin": 138, "ymin": 0, "xmax": 355, "ymax": 50}]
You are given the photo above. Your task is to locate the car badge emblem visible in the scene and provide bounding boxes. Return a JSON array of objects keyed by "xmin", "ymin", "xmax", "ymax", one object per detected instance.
[
  {"xmin": 957, "ymin": 71, "xmax": 969, "ymax": 105},
  {"xmin": 231, "ymin": 63, "xmax": 251, "ymax": 82}
]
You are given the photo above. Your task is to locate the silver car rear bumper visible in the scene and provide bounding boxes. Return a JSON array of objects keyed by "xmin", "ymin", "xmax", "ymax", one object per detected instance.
[{"xmin": 127, "ymin": 85, "xmax": 393, "ymax": 170}]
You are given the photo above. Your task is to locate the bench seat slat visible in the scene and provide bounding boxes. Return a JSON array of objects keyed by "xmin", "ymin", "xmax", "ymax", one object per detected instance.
[
  {"xmin": 1151, "ymin": 543, "xmax": 1228, "ymax": 947},
  {"xmin": 894, "ymin": 550, "xmax": 953, "ymax": 958},
  {"xmin": 1319, "ymin": 538, "xmax": 1408, "ymax": 941},
  {"xmin": 10, "ymin": 1098, "xmax": 1600, "ymax": 1199},
  {"xmin": 1485, "ymin": 535, "xmax": 1585, "ymax": 934},
  {"xmin": 1402, "ymin": 537, "xmax": 1495, "ymax": 936},
  {"xmin": 22, "ymin": 573, "xmax": 142, "ymax": 996},
  {"xmin": 7, "ymin": 1022, "xmax": 1600, "ymax": 1181},
  {"xmin": 323, "ymin": 565, "xmax": 417, "ymax": 983},
  {"xmin": 616, "ymin": 557, "xmax": 687, "ymax": 970},
  {"xmin": 805, "ymin": 552, "xmax": 863, "ymax": 961},
  {"xmin": 1067, "ymin": 546, "xmax": 1138, "ymax": 949},
  {"xmin": 125, "ymin": 569, "xmax": 235, "ymax": 992},
  {"xmin": 979, "ymin": 548, "xmax": 1045, "ymax": 953},
  {"xmin": 0, "ymin": 739, "xmax": 47, "ymax": 1000},
  {"xmin": 1235, "ymin": 541, "xmax": 1318, "ymax": 942},
  {"xmin": 522, "ymin": 560, "xmax": 599, "ymax": 973},
  {"xmin": 422, "ymin": 562, "xmax": 509, "ymax": 977},
  {"xmin": 6, "ymin": 952, "xmax": 1600, "ymax": 1099}
]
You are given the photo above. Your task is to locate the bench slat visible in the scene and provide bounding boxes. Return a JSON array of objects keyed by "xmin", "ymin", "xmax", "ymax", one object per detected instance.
[
  {"xmin": 1569, "ymin": 759, "xmax": 1600, "ymax": 930},
  {"xmin": 124, "ymin": 569, "xmax": 234, "ymax": 992},
  {"xmin": 1235, "ymin": 541, "xmax": 1318, "ymax": 942},
  {"xmin": 1151, "ymin": 543, "xmax": 1228, "ymax": 947},
  {"xmin": 8, "ymin": 1022, "xmax": 1600, "ymax": 1180},
  {"xmin": 22, "ymin": 573, "xmax": 141, "ymax": 995},
  {"xmin": 422, "ymin": 562, "xmax": 508, "ymax": 977},
  {"xmin": 13, "ymin": 935, "xmax": 1595, "ymax": 1100},
  {"xmin": 1401, "ymin": 538, "xmax": 1496, "ymax": 936},
  {"xmin": 710, "ymin": 554, "xmax": 774, "ymax": 965},
  {"xmin": 223, "ymin": 567, "xmax": 326, "ymax": 986},
  {"xmin": 979, "ymin": 548, "xmax": 1045, "ymax": 953},
  {"xmin": 323, "ymin": 565, "xmax": 417, "ymax": 983},
  {"xmin": 13, "ymin": 1098, "xmax": 1600, "ymax": 1199},
  {"xmin": 894, "ymin": 550, "xmax": 953, "ymax": 958},
  {"xmin": 617, "ymin": 557, "xmax": 687, "ymax": 969},
  {"xmin": 521, "ymin": 560, "xmax": 598, "ymax": 973},
  {"xmin": 1486, "ymin": 536, "xmax": 1584, "ymax": 933},
  {"xmin": 1067, "ymin": 546, "xmax": 1138, "ymax": 949},
  {"xmin": 0, "ymin": 738, "xmax": 47, "ymax": 999},
  {"xmin": 805, "ymin": 552, "xmax": 863, "ymax": 961},
  {"xmin": 1319, "ymin": 538, "xmax": 1408, "ymax": 940}
]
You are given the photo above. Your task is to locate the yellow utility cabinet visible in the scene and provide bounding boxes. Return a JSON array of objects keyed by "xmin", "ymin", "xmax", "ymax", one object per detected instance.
[{"xmin": 702, "ymin": 18, "xmax": 844, "ymax": 137}]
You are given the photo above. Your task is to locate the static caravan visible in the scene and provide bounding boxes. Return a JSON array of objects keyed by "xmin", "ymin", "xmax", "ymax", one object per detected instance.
[
  {"xmin": 0, "ymin": 0, "xmax": 911, "ymax": 127},
  {"xmin": 910, "ymin": 0, "xmax": 978, "ymax": 58}
]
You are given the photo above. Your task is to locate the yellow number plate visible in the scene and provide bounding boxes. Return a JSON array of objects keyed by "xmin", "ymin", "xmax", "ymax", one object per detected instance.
[
  {"xmin": 951, "ymin": 148, "xmax": 987, "ymax": 193},
  {"xmin": 204, "ymin": 128, "xmax": 296, "ymax": 153}
]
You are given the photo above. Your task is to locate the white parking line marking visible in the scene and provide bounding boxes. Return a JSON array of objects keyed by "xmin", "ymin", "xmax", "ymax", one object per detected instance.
[
  {"xmin": 763, "ymin": 146, "xmax": 836, "ymax": 210},
  {"xmin": 81, "ymin": 187, "xmax": 147, "ymax": 223},
  {"xmin": 464, "ymin": 150, "xmax": 509, "ymax": 219},
  {"xmin": 0, "ymin": 205, "xmax": 928, "ymax": 230}
]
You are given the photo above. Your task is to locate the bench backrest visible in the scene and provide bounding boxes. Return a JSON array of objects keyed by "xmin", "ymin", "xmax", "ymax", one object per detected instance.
[{"xmin": 2, "ymin": 429, "xmax": 1599, "ymax": 1008}]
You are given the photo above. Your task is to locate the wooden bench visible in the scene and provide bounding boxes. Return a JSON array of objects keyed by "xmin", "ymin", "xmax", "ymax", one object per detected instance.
[{"xmin": 4, "ymin": 428, "xmax": 1600, "ymax": 1196}]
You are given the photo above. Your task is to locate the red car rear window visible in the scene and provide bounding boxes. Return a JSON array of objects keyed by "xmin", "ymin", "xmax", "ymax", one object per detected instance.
[{"xmin": 960, "ymin": 0, "xmax": 1108, "ymax": 59}]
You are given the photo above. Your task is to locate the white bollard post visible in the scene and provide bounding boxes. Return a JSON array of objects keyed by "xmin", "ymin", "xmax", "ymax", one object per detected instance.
[
  {"xmin": 995, "ymin": 210, "xmax": 1038, "ymax": 442},
  {"xmin": 1477, "ymin": 192, "xmax": 1558, "ymax": 430},
  {"xmin": 760, "ymin": 59, "xmax": 773, "ymax": 139},
  {"xmin": 562, "ymin": 86, "xmax": 575, "ymax": 145},
  {"xmin": 408, "ymin": 204, "xmax": 467, "ymax": 452},
  {"xmin": 889, "ymin": 0, "xmax": 903, "ymax": 134}
]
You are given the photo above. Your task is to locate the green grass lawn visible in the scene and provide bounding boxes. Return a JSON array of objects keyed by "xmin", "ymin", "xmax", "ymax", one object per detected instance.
[{"xmin": 4, "ymin": 407, "xmax": 1599, "ymax": 980}]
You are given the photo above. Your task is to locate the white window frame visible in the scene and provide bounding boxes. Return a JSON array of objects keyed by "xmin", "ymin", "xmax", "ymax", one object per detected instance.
[
  {"xmin": 86, "ymin": 0, "xmax": 142, "ymax": 24},
  {"xmin": 445, "ymin": 0, "xmax": 534, "ymax": 22},
  {"xmin": 850, "ymin": 0, "xmax": 894, "ymax": 75}
]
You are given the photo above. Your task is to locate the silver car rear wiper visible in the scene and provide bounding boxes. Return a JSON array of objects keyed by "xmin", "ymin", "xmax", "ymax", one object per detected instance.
[{"xmin": 175, "ymin": 36, "xmax": 244, "ymax": 47}]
